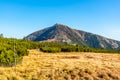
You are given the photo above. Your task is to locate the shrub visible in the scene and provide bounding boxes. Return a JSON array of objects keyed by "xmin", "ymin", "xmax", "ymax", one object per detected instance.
[
  {"xmin": 40, "ymin": 47, "xmax": 61, "ymax": 53},
  {"xmin": 0, "ymin": 38, "xmax": 29, "ymax": 66}
]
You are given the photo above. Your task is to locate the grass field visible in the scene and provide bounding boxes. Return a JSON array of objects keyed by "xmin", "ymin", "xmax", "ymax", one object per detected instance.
[{"xmin": 0, "ymin": 49, "xmax": 120, "ymax": 80}]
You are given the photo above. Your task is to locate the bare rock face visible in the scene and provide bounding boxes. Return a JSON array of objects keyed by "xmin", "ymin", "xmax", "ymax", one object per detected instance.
[{"xmin": 25, "ymin": 24, "xmax": 120, "ymax": 50}]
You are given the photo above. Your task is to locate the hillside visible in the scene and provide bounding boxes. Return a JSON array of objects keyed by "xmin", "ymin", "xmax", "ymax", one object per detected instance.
[
  {"xmin": 0, "ymin": 50, "xmax": 119, "ymax": 80},
  {"xmin": 25, "ymin": 24, "xmax": 120, "ymax": 50}
]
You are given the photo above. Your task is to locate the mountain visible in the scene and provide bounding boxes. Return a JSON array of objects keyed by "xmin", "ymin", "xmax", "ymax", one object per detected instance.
[{"xmin": 25, "ymin": 24, "xmax": 120, "ymax": 50}]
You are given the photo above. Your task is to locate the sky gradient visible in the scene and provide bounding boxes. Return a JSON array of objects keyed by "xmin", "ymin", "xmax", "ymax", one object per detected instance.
[{"xmin": 0, "ymin": 0, "xmax": 120, "ymax": 41}]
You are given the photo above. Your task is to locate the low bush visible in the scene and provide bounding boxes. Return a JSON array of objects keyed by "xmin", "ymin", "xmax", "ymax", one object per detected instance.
[{"xmin": 40, "ymin": 47, "xmax": 61, "ymax": 53}]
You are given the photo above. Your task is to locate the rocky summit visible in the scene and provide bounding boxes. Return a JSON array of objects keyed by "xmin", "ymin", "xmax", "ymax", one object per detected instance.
[{"xmin": 25, "ymin": 24, "xmax": 120, "ymax": 50}]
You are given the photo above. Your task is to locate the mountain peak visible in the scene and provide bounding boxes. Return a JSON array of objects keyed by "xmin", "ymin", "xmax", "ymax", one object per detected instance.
[
  {"xmin": 53, "ymin": 23, "xmax": 68, "ymax": 28},
  {"xmin": 25, "ymin": 24, "xmax": 120, "ymax": 50},
  {"xmin": 54, "ymin": 23, "xmax": 65, "ymax": 26}
]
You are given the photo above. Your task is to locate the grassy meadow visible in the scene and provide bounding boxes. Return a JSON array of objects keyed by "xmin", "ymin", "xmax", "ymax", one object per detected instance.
[{"xmin": 0, "ymin": 49, "xmax": 120, "ymax": 80}]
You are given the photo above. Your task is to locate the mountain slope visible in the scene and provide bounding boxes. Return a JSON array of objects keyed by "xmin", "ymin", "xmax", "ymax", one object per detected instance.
[{"xmin": 25, "ymin": 24, "xmax": 120, "ymax": 50}]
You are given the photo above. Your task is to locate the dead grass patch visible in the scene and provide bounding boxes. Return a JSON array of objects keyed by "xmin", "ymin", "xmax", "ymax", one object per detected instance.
[{"xmin": 0, "ymin": 50, "xmax": 119, "ymax": 80}]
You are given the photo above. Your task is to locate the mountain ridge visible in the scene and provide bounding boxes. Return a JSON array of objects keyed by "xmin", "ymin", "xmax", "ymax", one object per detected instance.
[{"xmin": 25, "ymin": 24, "xmax": 120, "ymax": 50}]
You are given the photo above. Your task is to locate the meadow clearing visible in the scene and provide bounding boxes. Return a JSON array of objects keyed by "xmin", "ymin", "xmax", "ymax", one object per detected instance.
[{"xmin": 0, "ymin": 49, "xmax": 120, "ymax": 80}]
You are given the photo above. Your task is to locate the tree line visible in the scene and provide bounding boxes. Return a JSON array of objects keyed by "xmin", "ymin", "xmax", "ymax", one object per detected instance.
[
  {"xmin": 0, "ymin": 37, "xmax": 120, "ymax": 66},
  {"xmin": 39, "ymin": 42, "xmax": 120, "ymax": 53}
]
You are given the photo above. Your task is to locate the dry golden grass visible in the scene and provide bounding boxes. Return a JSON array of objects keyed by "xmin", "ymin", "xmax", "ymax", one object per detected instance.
[{"xmin": 0, "ymin": 49, "xmax": 120, "ymax": 80}]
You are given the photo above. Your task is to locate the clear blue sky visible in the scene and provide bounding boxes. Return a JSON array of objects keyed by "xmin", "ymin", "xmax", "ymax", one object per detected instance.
[{"xmin": 0, "ymin": 0, "xmax": 120, "ymax": 41}]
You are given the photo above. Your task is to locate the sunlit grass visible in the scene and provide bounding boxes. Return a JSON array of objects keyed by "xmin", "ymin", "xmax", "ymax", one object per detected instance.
[{"xmin": 0, "ymin": 49, "xmax": 120, "ymax": 80}]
